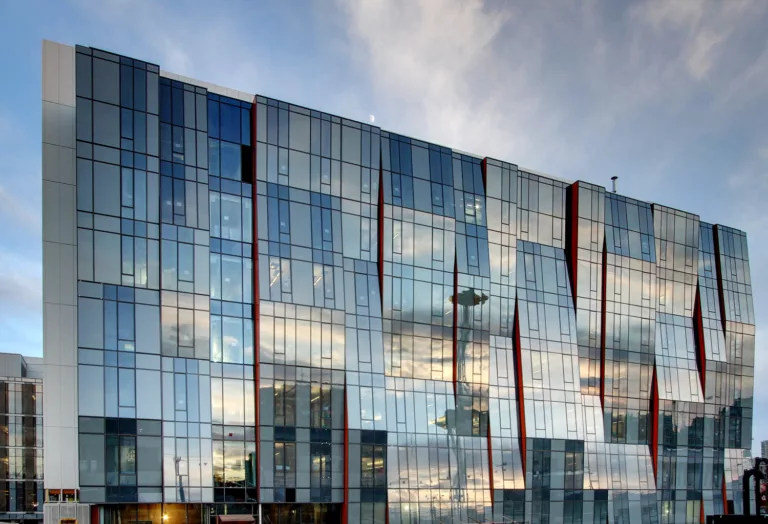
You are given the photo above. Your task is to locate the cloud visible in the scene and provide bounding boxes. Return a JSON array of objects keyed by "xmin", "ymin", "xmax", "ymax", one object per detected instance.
[
  {"xmin": 37, "ymin": 0, "xmax": 768, "ymax": 453},
  {"xmin": 70, "ymin": 0, "xmax": 264, "ymax": 93},
  {"xmin": 333, "ymin": 0, "xmax": 566, "ymax": 170}
]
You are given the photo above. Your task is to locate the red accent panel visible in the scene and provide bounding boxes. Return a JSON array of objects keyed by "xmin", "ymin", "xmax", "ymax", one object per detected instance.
[
  {"xmin": 693, "ymin": 286, "xmax": 707, "ymax": 393},
  {"xmin": 700, "ymin": 498, "xmax": 705, "ymax": 523},
  {"xmin": 452, "ymin": 258, "xmax": 459, "ymax": 397},
  {"xmin": 250, "ymin": 99, "xmax": 261, "ymax": 496},
  {"xmin": 378, "ymin": 165, "xmax": 385, "ymax": 299},
  {"xmin": 90, "ymin": 505, "xmax": 99, "ymax": 524},
  {"xmin": 378, "ymin": 148, "xmax": 387, "ymax": 524},
  {"xmin": 712, "ymin": 226, "xmax": 727, "ymax": 334},
  {"xmin": 342, "ymin": 386, "xmax": 349, "ymax": 524},
  {"xmin": 650, "ymin": 367, "xmax": 659, "ymax": 478},
  {"xmin": 722, "ymin": 471, "xmax": 729, "ymax": 514},
  {"xmin": 481, "ymin": 157, "xmax": 488, "ymax": 191},
  {"xmin": 513, "ymin": 298, "xmax": 526, "ymax": 478},
  {"xmin": 566, "ymin": 182, "xmax": 580, "ymax": 306},
  {"xmin": 487, "ymin": 418, "xmax": 494, "ymax": 504},
  {"xmin": 481, "ymin": 157, "xmax": 494, "ymax": 502},
  {"xmin": 600, "ymin": 241, "xmax": 607, "ymax": 407}
]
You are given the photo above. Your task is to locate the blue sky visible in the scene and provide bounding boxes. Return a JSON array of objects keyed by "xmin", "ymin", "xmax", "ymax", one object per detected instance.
[{"xmin": 0, "ymin": 0, "xmax": 766, "ymax": 455}]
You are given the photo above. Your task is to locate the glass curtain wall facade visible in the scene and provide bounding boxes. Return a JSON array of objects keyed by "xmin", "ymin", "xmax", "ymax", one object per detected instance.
[
  {"xmin": 42, "ymin": 42, "xmax": 756, "ymax": 524},
  {"xmin": 0, "ymin": 372, "xmax": 44, "ymax": 522}
]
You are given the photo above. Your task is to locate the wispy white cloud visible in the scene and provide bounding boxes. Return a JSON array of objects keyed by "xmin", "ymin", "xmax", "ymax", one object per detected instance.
[
  {"xmin": 330, "ymin": 0, "xmax": 768, "ymax": 187},
  {"xmin": 11, "ymin": 0, "xmax": 767, "ymax": 452},
  {"xmin": 335, "ymin": 0, "xmax": 528, "ymax": 157}
]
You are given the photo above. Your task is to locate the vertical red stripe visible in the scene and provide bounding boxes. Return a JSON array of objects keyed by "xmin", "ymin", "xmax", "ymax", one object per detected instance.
[
  {"xmin": 566, "ymin": 182, "xmax": 580, "ymax": 306},
  {"xmin": 650, "ymin": 367, "xmax": 659, "ymax": 478},
  {"xmin": 90, "ymin": 504, "xmax": 99, "ymax": 524},
  {"xmin": 342, "ymin": 386, "xmax": 349, "ymax": 524},
  {"xmin": 452, "ymin": 258, "xmax": 459, "ymax": 397},
  {"xmin": 712, "ymin": 226, "xmax": 727, "ymax": 334},
  {"xmin": 481, "ymin": 158, "xmax": 488, "ymax": 191},
  {"xmin": 377, "ymin": 148, "xmax": 388, "ymax": 524},
  {"xmin": 600, "ymin": 241, "xmax": 607, "ymax": 408},
  {"xmin": 487, "ymin": 418, "xmax": 494, "ymax": 505},
  {"xmin": 481, "ymin": 158, "xmax": 493, "ymax": 504},
  {"xmin": 513, "ymin": 298, "xmax": 526, "ymax": 478},
  {"xmin": 378, "ymin": 165, "xmax": 384, "ymax": 299},
  {"xmin": 693, "ymin": 286, "xmax": 707, "ymax": 393},
  {"xmin": 722, "ymin": 471, "xmax": 729, "ymax": 514},
  {"xmin": 250, "ymin": 98, "xmax": 261, "ymax": 497}
]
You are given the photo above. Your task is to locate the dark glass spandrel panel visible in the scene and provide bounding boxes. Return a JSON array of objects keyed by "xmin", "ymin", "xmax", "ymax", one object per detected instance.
[
  {"xmin": 92, "ymin": 57, "xmax": 119, "ymax": 105},
  {"xmin": 93, "ymin": 101, "xmax": 120, "ymax": 148},
  {"xmin": 411, "ymin": 145, "xmax": 429, "ymax": 180},
  {"xmin": 120, "ymin": 65, "xmax": 133, "ymax": 109},
  {"xmin": 76, "ymin": 53, "xmax": 92, "ymax": 99},
  {"xmin": 133, "ymin": 69, "xmax": 146, "ymax": 112},
  {"xmin": 76, "ymin": 97, "xmax": 93, "ymax": 142},
  {"xmin": 94, "ymin": 231, "xmax": 121, "ymax": 285},
  {"xmin": 79, "ymin": 433, "xmax": 105, "ymax": 485},
  {"xmin": 92, "ymin": 161, "xmax": 120, "ymax": 216},
  {"xmin": 342, "ymin": 125, "xmax": 361, "ymax": 165},
  {"xmin": 208, "ymin": 98, "xmax": 220, "ymax": 139},
  {"xmin": 146, "ymin": 72, "xmax": 158, "ymax": 115},
  {"xmin": 290, "ymin": 112, "xmax": 310, "ymax": 153}
]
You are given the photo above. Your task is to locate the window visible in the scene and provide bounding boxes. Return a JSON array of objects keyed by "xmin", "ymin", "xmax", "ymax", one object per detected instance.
[{"xmin": 274, "ymin": 442, "xmax": 295, "ymax": 487}]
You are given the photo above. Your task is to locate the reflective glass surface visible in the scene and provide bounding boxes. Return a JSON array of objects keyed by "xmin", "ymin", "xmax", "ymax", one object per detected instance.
[{"xmin": 64, "ymin": 45, "xmax": 756, "ymax": 523}]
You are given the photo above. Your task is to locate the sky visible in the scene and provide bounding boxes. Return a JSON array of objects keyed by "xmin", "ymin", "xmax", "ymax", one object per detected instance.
[{"xmin": 0, "ymin": 0, "xmax": 766, "ymax": 456}]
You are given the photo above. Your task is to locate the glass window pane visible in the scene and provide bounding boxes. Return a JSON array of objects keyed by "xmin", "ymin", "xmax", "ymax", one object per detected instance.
[
  {"xmin": 222, "ymin": 317, "xmax": 243, "ymax": 364},
  {"xmin": 223, "ymin": 378, "xmax": 244, "ymax": 425},
  {"xmin": 119, "ymin": 368, "xmax": 135, "ymax": 408},
  {"xmin": 93, "ymin": 101, "xmax": 120, "ymax": 148},
  {"xmin": 136, "ymin": 370, "xmax": 162, "ymax": 419},
  {"xmin": 221, "ymin": 141, "xmax": 241, "ymax": 181},
  {"xmin": 341, "ymin": 125, "xmax": 361, "ymax": 165},
  {"xmin": 93, "ymin": 162, "xmax": 121, "ymax": 216},
  {"xmin": 78, "ymin": 365, "xmax": 105, "ymax": 416},
  {"xmin": 79, "ymin": 433, "xmax": 105, "ymax": 485},
  {"xmin": 92, "ymin": 57, "xmax": 119, "ymax": 104},
  {"xmin": 221, "ymin": 194, "xmax": 242, "ymax": 241},
  {"xmin": 221, "ymin": 255, "xmax": 243, "ymax": 302},
  {"xmin": 289, "ymin": 112, "xmax": 310, "ymax": 153},
  {"xmin": 137, "ymin": 436, "xmax": 162, "ymax": 485},
  {"xmin": 220, "ymin": 103, "xmax": 241, "ymax": 143},
  {"xmin": 95, "ymin": 231, "xmax": 121, "ymax": 285}
]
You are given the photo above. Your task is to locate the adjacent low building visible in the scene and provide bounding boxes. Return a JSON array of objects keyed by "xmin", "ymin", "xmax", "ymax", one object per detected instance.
[
  {"xmin": 41, "ymin": 39, "xmax": 756, "ymax": 524},
  {"xmin": 0, "ymin": 353, "xmax": 44, "ymax": 524}
]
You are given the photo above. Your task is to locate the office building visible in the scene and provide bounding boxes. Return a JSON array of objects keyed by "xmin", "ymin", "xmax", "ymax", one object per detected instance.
[
  {"xmin": 42, "ymin": 40, "xmax": 756, "ymax": 523},
  {"xmin": 0, "ymin": 353, "xmax": 44, "ymax": 523}
]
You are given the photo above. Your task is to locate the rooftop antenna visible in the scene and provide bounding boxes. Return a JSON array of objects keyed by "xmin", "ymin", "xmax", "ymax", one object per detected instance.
[{"xmin": 611, "ymin": 176, "xmax": 618, "ymax": 194}]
